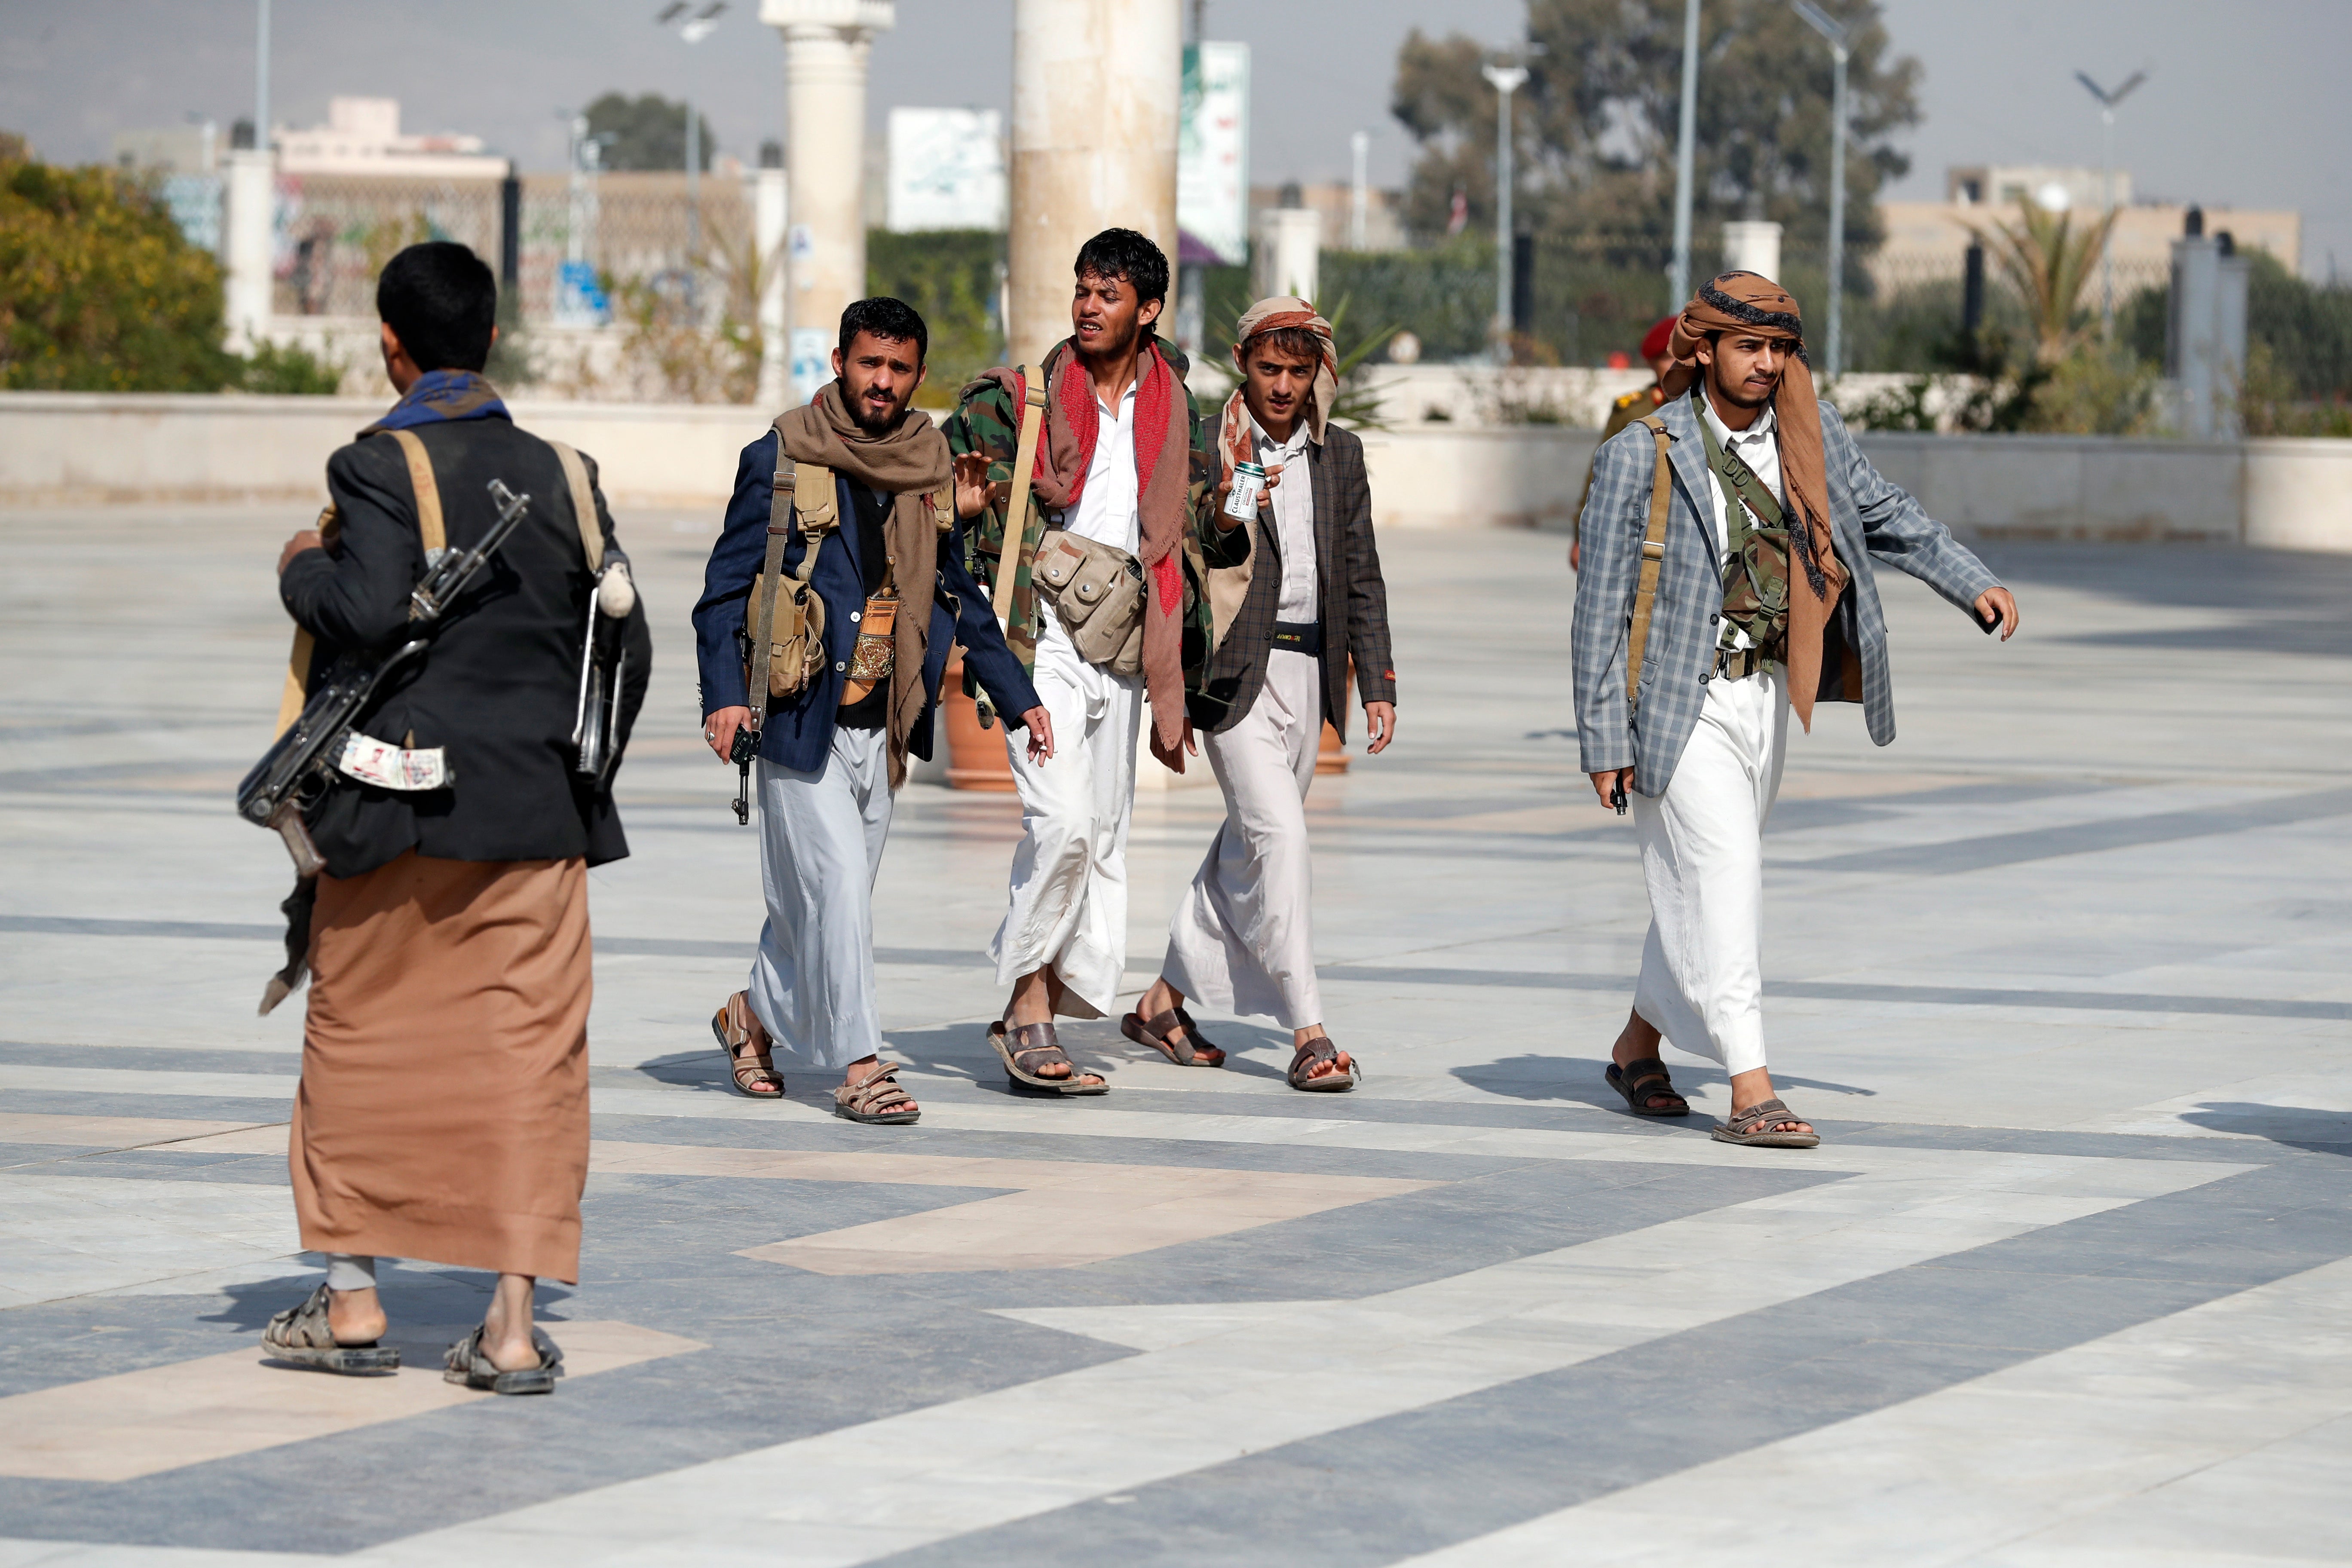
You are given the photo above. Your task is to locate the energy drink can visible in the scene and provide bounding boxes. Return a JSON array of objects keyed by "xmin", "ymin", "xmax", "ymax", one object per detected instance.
[{"xmin": 1223, "ymin": 461, "xmax": 1267, "ymax": 522}]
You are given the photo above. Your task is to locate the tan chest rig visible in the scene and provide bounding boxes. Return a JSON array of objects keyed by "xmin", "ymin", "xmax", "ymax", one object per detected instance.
[{"xmin": 744, "ymin": 454, "xmax": 954, "ymax": 712}]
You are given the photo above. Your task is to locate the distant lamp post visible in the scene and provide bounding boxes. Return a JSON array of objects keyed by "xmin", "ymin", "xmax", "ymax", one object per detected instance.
[
  {"xmin": 1792, "ymin": 0, "xmax": 1847, "ymax": 381},
  {"xmin": 2073, "ymin": 67, "xmax": 2147, "ymax": 341},
  {"xmin": 1480, "ymin": 62, "xmax": 1528, "ymax": 355},
  {"xmin": 1667, "ymin": 0, "xmax": 1699, "ymax": 308},
  {"xmin": 657, "ymin": 1, "xmax": 729, "ymax": 311},
  {"xmin": 1349, "ymin": 129, "xmax": 1370, "ymax": 251}
]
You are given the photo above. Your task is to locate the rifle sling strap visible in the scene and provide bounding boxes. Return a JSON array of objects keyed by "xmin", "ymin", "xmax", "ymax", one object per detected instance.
[
  {"xmin": 547, "ymin": 440, "xmax": 604, "ymax": 573},
  {"xmin": 1625, "ymin": 413, "xmax": 1675, "ymax": 711},
  {"xmin": 991, "ymin": 363, "xmax": 1047, "ymax": 631}
]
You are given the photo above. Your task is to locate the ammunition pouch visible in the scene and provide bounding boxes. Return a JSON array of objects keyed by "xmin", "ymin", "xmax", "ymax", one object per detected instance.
[{"xmin": 1031, "ymin": 527, "xmax": 1145, "ymax": 677}]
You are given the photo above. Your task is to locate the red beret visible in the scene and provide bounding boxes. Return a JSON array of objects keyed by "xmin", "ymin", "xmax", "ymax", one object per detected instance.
[{"xmin": 1638, "ymin": 315, "xmax": 1678, "ymax": 361}]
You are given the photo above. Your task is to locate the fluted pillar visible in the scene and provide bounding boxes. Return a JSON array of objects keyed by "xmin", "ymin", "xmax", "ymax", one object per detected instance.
[
  {"xmin": 1008, "ymin": 0, "xmax": 1181, "ymax": 369},
  {"xmin": 762, "ymin": 0, "xmax": 893, "ymax": 404}
]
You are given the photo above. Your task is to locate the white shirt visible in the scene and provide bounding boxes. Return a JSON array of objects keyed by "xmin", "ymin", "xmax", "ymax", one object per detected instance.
[
  {"xmin": 1251, "ymin": 416, "xmax": 1318, "ymax": 623},
  {"xmin": 1065, "ymin": 383, "xmax": 1141, "ymax": 553},
  {"xmin": 1697, "ymin": 390, "xmax": 1784, "ymax": 567}
]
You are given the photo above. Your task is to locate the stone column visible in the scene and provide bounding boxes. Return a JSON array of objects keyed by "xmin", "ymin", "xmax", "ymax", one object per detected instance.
[
  {"xmin": 1253, "ymin": 207, "xmax": 1321, "ymax": 303},
  {"xmin": 221, "ymin": 148, "xmax": 275, "ymax": 354},
  {"xmin": 761, "ymin": 0, "xmax": 893, "ymax": 404},
  {"xmin": 1720, "ymin": 220, "xmax": 1783, "ymax": 285},
  {"xmin": 753, "ymin": 154, "xmax": 791, "ymax": 411},
  {"xmin": 1008, "ymin": 0, "xmax": 1182, "ymax": 369}
]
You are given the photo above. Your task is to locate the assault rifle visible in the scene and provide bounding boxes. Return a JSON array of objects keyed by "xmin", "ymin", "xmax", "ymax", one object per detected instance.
[{"xmin": 236, "ymin": 478, "xmax": 535, "ymax": 873}]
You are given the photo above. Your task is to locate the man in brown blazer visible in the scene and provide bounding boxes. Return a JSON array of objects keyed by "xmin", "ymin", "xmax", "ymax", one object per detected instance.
[{"xmin": 1124, "ymin": 297, "xmax": 1396, "ymax": 1091}]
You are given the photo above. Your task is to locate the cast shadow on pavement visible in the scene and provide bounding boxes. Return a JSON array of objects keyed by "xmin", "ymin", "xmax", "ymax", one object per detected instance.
[
  {"xmin": 197, "ymin": 1267, "xmax": 573, "ymax": 1333},
  {"xmin": 2177, "ymin": 1102, "xmax": 2352, "ymax": 1156},
  {"xmin": 1450, "ymin": 1053, "xmax": 1876, "ymax": 1111}
]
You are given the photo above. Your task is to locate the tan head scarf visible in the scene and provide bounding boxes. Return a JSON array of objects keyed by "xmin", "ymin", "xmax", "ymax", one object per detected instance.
[
  {"xmin": 1218, "ymin": 297, "xmax": 1338, "ymax": 483},
  {"xmin": 1659, "ymin": 270, "xmax": 1849, "ymax": 730}
]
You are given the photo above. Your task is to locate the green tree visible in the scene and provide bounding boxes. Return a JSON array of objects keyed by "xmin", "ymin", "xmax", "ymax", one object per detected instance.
[
  {"xmin": 865, "ymin": 229, "xmax": 1004, "ymax": 404},
  {"xmin": 584, "ymin": 93, "xmax": 718, "ymax": 172},
  {"xmin": 0, "ymin": 151, "xmax": 239, "ymax": 390},
  {"xmin": 1390, "ymin": 1, "xmax": 1919, "ymax": 361},
  {"xmin": 1962, "ymin": 196, "xmax": 2116, "ymax": 364}
]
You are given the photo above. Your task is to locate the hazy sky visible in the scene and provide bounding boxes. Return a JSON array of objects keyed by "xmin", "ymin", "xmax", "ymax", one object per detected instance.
[{"xmin": 4, "ymin": 0, "xmax": 2346, "ymax": 275}]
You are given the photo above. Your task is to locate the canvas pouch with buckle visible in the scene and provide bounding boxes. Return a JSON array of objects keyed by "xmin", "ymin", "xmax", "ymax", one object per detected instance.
[{"xmin": 1030, "ymin": 528, "xmax": 1145, "ymax": 677}]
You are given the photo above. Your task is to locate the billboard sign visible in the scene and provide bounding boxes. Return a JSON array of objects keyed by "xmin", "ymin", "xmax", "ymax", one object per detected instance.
[
  {"xmin": 887, "ymin": 107, "xmax": 1007, "ymax": 233},
  {"xmin": 1179, "ymin": 42, "xmax": 1250, "ymax": 266}
]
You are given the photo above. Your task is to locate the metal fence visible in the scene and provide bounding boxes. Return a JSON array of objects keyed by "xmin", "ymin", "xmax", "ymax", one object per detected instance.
[{"xmin": 263, "ymin": 171, "xmax": 754, "ymax": 326}]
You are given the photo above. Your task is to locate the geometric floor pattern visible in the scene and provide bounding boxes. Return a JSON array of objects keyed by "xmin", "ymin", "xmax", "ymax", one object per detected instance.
[{"xmin": 3, "ymin": 508, "xmax": 2348, "ymax": 1565}]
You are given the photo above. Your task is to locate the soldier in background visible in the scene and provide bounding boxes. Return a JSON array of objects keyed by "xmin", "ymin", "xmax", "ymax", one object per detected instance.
[{"xmin": 1570, "ymin": 315, "xmax": 1679, "ymax": 571}]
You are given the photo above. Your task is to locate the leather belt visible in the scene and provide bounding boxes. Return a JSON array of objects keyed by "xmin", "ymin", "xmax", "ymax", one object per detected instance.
[{"xmin": 1271, "ymin": 620, "xmax": 1323, "ymax": 658}]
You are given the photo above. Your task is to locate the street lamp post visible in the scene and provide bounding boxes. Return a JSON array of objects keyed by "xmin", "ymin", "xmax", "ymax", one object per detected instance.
[
  {"xmin": 2074, "ymin": 68, "xmax": 2147, "ymax": 342},
  {"xmin": 658, "ymin": 2, "xmax": 729, "ymax": 315},
  {"xmin": 1667, "ymin": 0, "xmax": 1700, "ymax": 308},
  {"xmin": 253, "ymin": 0, "xmax": 271, "ymax": 150},
  {"xmin": 1793, "ymin": 1, "xmax": 1847, "ymax": 380},
  {"xmin": 1480, "ymin": 63, "xmax": 1527, "ymax": 354},
  {"xmin": 1350, "ymin": 129, "xmax": 1370, "ymax": 251}
]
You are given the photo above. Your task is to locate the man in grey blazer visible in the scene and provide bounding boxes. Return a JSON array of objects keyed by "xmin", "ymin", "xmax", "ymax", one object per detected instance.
[
  {"xmin": 1130, "ymin": 298, "xmax": 1396, "ymax": 1092},
  {"xmin": 1572, "ymin": 271, "xmax": 2019, "ymax": 1147}
]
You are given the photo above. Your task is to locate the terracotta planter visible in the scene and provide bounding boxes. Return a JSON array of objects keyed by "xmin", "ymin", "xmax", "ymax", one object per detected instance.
[
  {"xmin": 1317, "ymin": 720, "xmax": 1349, "ymax": 775},
  {"xmin": 942, "ymin": 654, "xmax": 1017, "ymax": 792}
]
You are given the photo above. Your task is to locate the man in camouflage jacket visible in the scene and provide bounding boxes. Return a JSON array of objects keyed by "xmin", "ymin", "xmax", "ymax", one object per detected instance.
[{"xmin": 943, "ymin": 228, "xmax": 1240, "ymax": 1097}]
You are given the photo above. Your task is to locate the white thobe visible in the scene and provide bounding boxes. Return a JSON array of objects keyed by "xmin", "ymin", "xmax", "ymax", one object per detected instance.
[
  {"xmin": 1630, "ymin": 388, "xmax": 1792, "ymax": 1077},
  {"xmin": 1161, "ymin": 646, "xmax": 1324, "ymax": 1029},
  {"xmin": 748, "ymin": 726, "xmax": 894, "ymax": 1068},
  {"xmin": 1161, "ymin": 424, "xmax": 1326, "ymax": 1029},
  {"xmin": 989, "ymin": 384, "xmax": 1145, "ymax": 1018}
]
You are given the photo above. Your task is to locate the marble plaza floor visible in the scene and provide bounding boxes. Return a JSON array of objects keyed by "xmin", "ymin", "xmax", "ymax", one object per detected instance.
[{"xmin": 1, "ymin": 500, "xmax": 2349, "ymax": 1567}]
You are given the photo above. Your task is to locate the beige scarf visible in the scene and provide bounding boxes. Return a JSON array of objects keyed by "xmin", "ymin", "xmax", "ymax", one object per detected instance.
[{"xmin": 774, "ymin": 382, "xmax": 954, "ymax": 787}]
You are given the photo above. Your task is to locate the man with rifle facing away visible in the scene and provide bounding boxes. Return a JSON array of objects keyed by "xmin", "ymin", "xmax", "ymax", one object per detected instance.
[{"xmin": 251, "ymin": 242, "xmax": 651, "ymax": 1392}]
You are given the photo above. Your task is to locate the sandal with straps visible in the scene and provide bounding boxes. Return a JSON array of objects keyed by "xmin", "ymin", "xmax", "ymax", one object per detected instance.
[
  {"xmin": 711, "ymin": 991, "xmax": 784, "ymax": 1099},
  {"xmin": 260, "ymin": 1283, "xmax": 400, "ymax": 1375},
  {"xmin": 1120, "ymin": 1006, "xmax": 1226, "ymax": 1067},
  {"xmin": 1288, "ymin": 1037, "xmax": 1358, "ymax": 1093},
  {"xmin": 443, "ymin": 1323, "xmax": 561, "ymax": 1396},
  {"xmin": 1711, "ymin": 1096, "xmax": 1820, "ymax": 1149},
  {"xmin": 1606, "ymin": 1056, "xmax": 1689, "ymax": 1117},
  {"xmin": 835, "ymin": 1061, "xmax": 921, "ymax": 1124},
  {"xmin": 989, "ymin": 1019, "xmax": 1109, "ymax": 1096}
]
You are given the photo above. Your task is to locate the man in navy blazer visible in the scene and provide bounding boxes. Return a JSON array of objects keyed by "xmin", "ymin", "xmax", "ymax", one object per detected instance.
[{"xmin": 692, "ymin": 298, "xmax": 1047, "ymax": 1123}]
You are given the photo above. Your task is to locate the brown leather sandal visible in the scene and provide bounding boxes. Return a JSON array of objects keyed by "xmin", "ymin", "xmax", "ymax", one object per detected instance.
[
  {"xmin": 989, "ymin": 1020, "xmax": 1109, "ymax": 1095},
  {"xmin": 834, "ymin": 1062, "xmax": 920, "ymax": 1124},
  {"xmin": 1288, "ymin": 1037, "xmax": 1358, "ymax": 1093},
  {"xmin": 711, "ymin": 991, "xmax": 784, "ymax": 1099},
  {"xmin": 1711, "ymin": 1097, "xmax": 1820, "ymax": 1148},
  {"xmin": 1120, "ymin": 1006, "xmax": 1226, "ymax": 1067}
]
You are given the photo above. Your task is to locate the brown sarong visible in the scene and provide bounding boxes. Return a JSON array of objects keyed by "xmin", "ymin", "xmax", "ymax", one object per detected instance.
[{"xmin": 290, "ymin": 851, "xmax": 591, "ymax": 1283}]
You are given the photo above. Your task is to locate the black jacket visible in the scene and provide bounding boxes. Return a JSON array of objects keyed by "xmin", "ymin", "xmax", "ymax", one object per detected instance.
[
  {"xmin": 1190, "ymin": 418, "xmax": 1396, "ymax": 738},
  {"xmin": 279, "ymin": 416, "xmax": 653, "ymax": 878}
]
